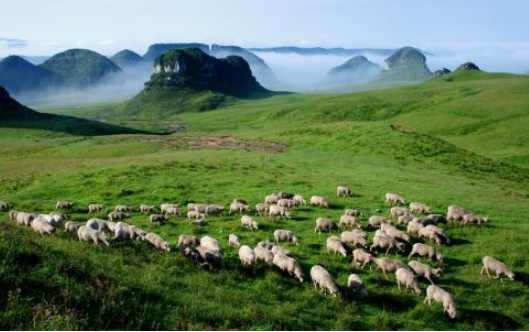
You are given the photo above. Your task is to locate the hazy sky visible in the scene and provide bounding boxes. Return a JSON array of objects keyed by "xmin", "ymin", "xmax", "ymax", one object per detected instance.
[{"xmin": 1, "ymin": 0, "xmax": 528, "ymax": 73}]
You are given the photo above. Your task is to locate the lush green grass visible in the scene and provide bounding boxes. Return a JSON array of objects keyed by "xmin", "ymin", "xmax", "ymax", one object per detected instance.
[{"xmin": 1, "ymin": 71, "xmax": 529, "ymax": 330}]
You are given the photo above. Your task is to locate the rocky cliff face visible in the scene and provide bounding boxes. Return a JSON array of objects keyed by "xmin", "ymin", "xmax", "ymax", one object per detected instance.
[
  {"xmin": 325, "ymin": 56, "xmax": 381, "ymax": 85},
  {"xmin": 377, "ymin": 47, "xmax": 432, "ymax": 82},
  {"xmin": 0, "ymin": 56, "xmax": 64, "ymax": 95},
  {"xmin": 456, "ymin": 62, "xmax": 481, "ymax": 71},
  {"xmin": 146, "ymin": 48, "xmax": 268, "ymax": 97}
]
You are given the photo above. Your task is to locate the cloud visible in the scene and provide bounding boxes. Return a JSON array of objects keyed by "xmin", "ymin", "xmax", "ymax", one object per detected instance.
[{"xmin": 0, "ymin": 37, "xmax": 28, "ymax": 48}]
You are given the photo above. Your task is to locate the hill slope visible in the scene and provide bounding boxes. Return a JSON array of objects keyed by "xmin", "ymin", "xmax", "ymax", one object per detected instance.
[
  {"xmin": 0, "ymin": 56, "xmax": 64, "ymax": 95},
  {"xmin": 325, "ymin": 55, "xmax": 381, "ymax": 86},
  {"xmin": 40, "ymin": 49, "xmax": 121, "ymax": 87},
  {"xmin": 142, "ymin": 43, "xmax": 209, "ymax": 62},
  {"xmin": 110, "ymin": 49, "xmax": 147, "ymax": 68}
]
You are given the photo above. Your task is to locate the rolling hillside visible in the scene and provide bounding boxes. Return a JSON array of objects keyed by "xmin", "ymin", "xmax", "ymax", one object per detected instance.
[{"xmin": 0, "ymin": 71, "xmax": 528, "ymax": 330}]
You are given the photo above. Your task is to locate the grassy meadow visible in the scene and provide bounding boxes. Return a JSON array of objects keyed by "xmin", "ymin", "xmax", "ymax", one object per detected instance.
[{"xmin": 0, "ymin": 71, "xmax": 528, "ymax": 330}]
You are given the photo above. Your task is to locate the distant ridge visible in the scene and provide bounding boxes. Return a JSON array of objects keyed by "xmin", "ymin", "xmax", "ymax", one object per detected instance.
[{"xmin": 249, "ymin": 46, "xmax": 396, "ymax": 57}]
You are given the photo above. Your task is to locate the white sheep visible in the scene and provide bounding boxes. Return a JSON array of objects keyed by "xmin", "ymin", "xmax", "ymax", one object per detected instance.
[
  {"xmin": 447, "ymin": 205, "xmax": 468, "ymax": 222},
  {"xmin": 481, "ymin": 256, "xmax": 515, "ymax": 281},
  {"xmin": 86, "ymin": 218, "xmax": 107, "ymax": 232},
  {"xmin": 229, "ymin": 202, "xmax": 250, "ymax": 214},
  {"xmin": 314, "ymin": 217, "xmax": 337, "ymax": 233},
  {"xmin": 144, "ymin": 233, "xmax": 171, "ymax": 252},
  {"xmin": 114, "ymin": 205, "xmax": 132, "ymax": 213},
  {"xmin": 271, "ymin": 245, "xmax": 292, "ymax": 257},
  {"xmin": 370, "ymin": 230, "xmax": 405, "ymax": 254},
  {"xmin": 274, "ymin": 230, "xmax": 299, "ymax": 244},
  {"xmin": 56, "ymin": 201, "xmax": 75, "ymax": 210},
  {"xmin": 418, "ymin": 227, "xmax": 449, "ymax": 245},
  {"xmin": 254, "ymin": 245, "xmax": 274, "ymax": 264},
  {"xmin": 390, "ymin": 207, "xmax": 410, "ymax": 219},
  {"xmin": 265, "ymin": 194, "xmax": 280, "ymax": 204},
  {"xmin": 269, "ymin": 205, "xmax": 292, "ymax": 220},
  {"xmin": 77, "ymin": 225, "xmax": 109, "ymax": 245},
  {"xmin": 409, "ymin": 243, "xmax": 443, "ymax": 262},
  {"xmin": 196, "ymin": 246, "xmax": 225, "ymax": 270},
  {"xmin": 352, "ymin": 249, "xmax": 375, "ymax": 270},
  {"xmin": 368, "ymin": 215, "xmax": 391, "ymax": 228},
  {"xmin": 385, "ymin": 193, "xmax": 406, "ymax": 205},
  {"xmin": 128, "ymin": 225, "xmax": 146, "ymax": 241},
  {"xmin": 15, "ymin": 212, "xmax": 35, "ymax": 226},
  {"xmin": 186, "ymin": 210, "xmax": 204, "ymax": 220},
  {"xmin": 228, "ymin": 234, "xmax": 241, "ymax": 247},
  {"xmin": 88, "ymin": 204, "xmax": 104, "ymax": 213},
  {"xmin": 381, "ymin": 223, "xmax": 410, "ymax": 242},
  {"xmin": 31, "ymin": 217, "xmax": 56, "ymax": 235},
  {"xmin": 177, "ymin": 234, "xmax": 200, "ymax": 248},
  {"xmin": 277, "ymin": 198, "xmax": 295, "ymax": 208},
  {"xmin": 408, "ymin": 261, "xmax": 442, "ymax": 284},
  {"xmin": 396, "ymin": 267, "xmax": 421, "ymax": 295},
  {"xmin": 200, "ymin": 236, "xmax": 221, "ymax": 253},
  {"xmin": 239, "ymin": 245, "xmax": 256, "ymax": 266},
  {"xmin": 108, "ymin": 211, "xmax": 129, "ymax": 222},
  {"xmin": 348, "ymin": 274, "xmax": 368, "ymax": 297},
  {"xmin": 255, "ymin": 203, "xmax": 270, "ymax": 216},
  {"xmin": 310, "ymin": 195, "xmax": 329, "ymax": 208},
  {"xmin": 241, "ymin": 215, "xmax": 258, "ymax": 230},
  {"xmin": 341, "ymin": 230, "xmax": 368, "ymax": 248},
  {"xmin": 161, "ymin": 203, "xmax": 180, "ymax": 215},
  {"xmin": 463, "ymin": 214, "xmax": 489, "ymax": 226},
  {"xmin": 293, "ymin": 194, "xmax": 306, "ymax": 206},
  {"xmin": 374, "ymin": 257, "xmax": 409, "ymax": 278},
  {"xmin": 150, "ymin": 214, "xmax": 168, "ymax": 225},
  {"xmin": 327, "ymin": 236, "xmax": 348, "ymax": 257},
  {"xmin": 398, "ymin": 214, "xmax": 414, "ymax": 226},
  {"xmin": 424, "ymin": 285, "xmax": 457, "ymax": 319},
  {"xmin": 339, "ymin": 215, "xmax": 362, "ymax": 229},
  {"xmin": 64, "ymin": 221, "xmax": 84, "ymax": 234},
  {"xmin": 409, "ymin": 202, "xmax": 431, "ymax": 214},
  {"xmin": 206, "ymin": 205, "xmax": 224, "ymax": 215},
  {"xmin": 272, "ymin": 253, "xmax": 304, "ymax": 282},
  {"xmin": 407, "ymin": 220, "xmax": 425, "ymax": 235},
  {"xmin": 140, "ymin": 204, "xmax": 156, "ymax": 213},
  {"xmin": 345, "ymin": 209, "xmax": 361, "ymax": 217},
  {"xmin": 336, "ymin": 186, "xmax": 352, "ymax": 197},
  {"xmin": 310, "ymin": 265, "xmax": 339, "ymax": 297}
]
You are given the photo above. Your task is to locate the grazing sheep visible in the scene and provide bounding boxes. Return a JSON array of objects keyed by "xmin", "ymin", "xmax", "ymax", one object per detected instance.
[
  {"xmin": 409, "ymin": 202, "xmax": 431, "ymax": 214},
  {"xmin": 368, "ymin": 215, "xmax": 391, "ymax": 228},
  {"xmin": 339, "ymin": 215, "xmax": 362, "ymax": 229},
  {"xmin": 15, "ymin": 212, "xmax": 35, "ymax": 226},
  {"xmin": 128, "ymin": 225, "xmax": 146, "ymax": 241},
  {"xmin": 310, "ymin": 195, "xmax": 329, "ymax": 208},
  {"xmin": 88, "ymin": 204, "xmax": 104, "ymax": 213},
  {"xmin": 206, "ymin": 205, "xmax": 225, "ymax": 215},
  {"xmin": 229, "ymin": 202, "xmax": 251, "ymax": 214},
  {"xmin": 39, "ymin": 213, "xmax": 66, "ymax": 228},
  {"xmin": 273, "ymin": 253, "xmax": 304, "ymax": 282},
  {"xmin": 0, "ymin": 201, "xmax": 12, "ymax": 211},
  {"xmin": 178, "ymin": 234, "xmax": 200, "ymax": 248},
  {"xmin": 86, "ymin": 218, "xmax": 107, "ymax": 232},
  {"xmin": 327, "ymin": 236, "xmax": 348, "ymax": 257},
  {"xmin": 418, "ymin": 226, "xmax": 449, "ymax": 245},
  {"xmin": 345, "ymin": 209, "xmax": 361, "ymax": 217},
  {"xmin": 336, "ymin": 186, "xmax": 352, "ymax": 197},
  {"xmin": 277, "ymin": 198, "xmax": 295, "ymax": 208},
  {"xmin": 396, "ymin": 268, "xmax": 421, "ymax": 295},
  {"xmin": 447, "ymin": 205, "xmax": 468, "ymax": 222},
  {"xmin": 196, "ymin": 246, "xmax": 225, "ymax": 270},
  {"xmin": 109, "ymin": 222, "xmax": 130, "ymax": 241},
  {"xmin": 200, "ymin": 236, "xmax": 221, "ymax": 253},
  {"xmin": 140, "ymin": 204, "xmax": 156, "ymax": 213},
  {"xmin": 145, "ymin": 233, "xmax": 171, "ymax": 252},
  {"xmin": 481, "ymin": 256, "xmax": 515, "ymax": 281},
  {"xmin": 239, "ymin": 245, "xmax": 256, "ymax": 266},
  {"xmin": 56, "ymin": 201, "xmax": 75, "ymax": 210},
  {"xmin": 352, "ymin": 249, "xmax": 375, "ymax": 270},
  {"xmin": 233, "ymin": 198, "xmax": 248, "ymax": 204},
  {"xmin": 293, "ymin": 194, "xmax": 306, "ymax": 206},
  {"xmin": 255, "ymin": 203, "xmax": 270, "ymax": 216},
  {"xmin": 269, "ymin": 205, "xmax": 292, "ymax": 220},
  {"xmin": 381, "ymin": 223, "xmax": 410, "ymax": 242},
  {"xmin": 341, "ymin": 230, "xmax": 368, "ymax": 248},
  {"xmin": 408, "ymin": 261, "xmax": 442, "ymax": 284},
  {"xmin": 241, "ymin": 215, "xmax": 259, "ymax": 230},
  {"xmin": 348, "ymin": 274, "xmax": 368, "ymax": 297},
  {"xmin": 426, "ymin": 214, "xmax": 447, "ymax": 225},
  {"xmin": 9, "ymin": 210, "xmax": 19, "ymax": 221},
  {"xmin": 385, "ymin": 193, "xmax": 406, "ymax": 205},
  {"xmin": 182, "ymin": 246, "xmax": 201, "ymax": 262},
  {"xmin": 150, "ymin": 214, "xmax": 168, "ymax": 225},
  {"xmin": 186, "ymin": 210, "xmax": 204, "ymax": 220},
  {"xmin": 311, "ymin": 265, "xmax": 339, "ymax": 296},
  {"xmin": 228, "ymin": 234, "xmax": 241, "ymax": 247},
  {"xmin": 31, "ymin": 217, "xmax": 56, "ymax": 235},
  {"xmin": 257, "ymin": 241, "xmax": 275, "ymax": 250},
  {"xmin": 398, "ymin": 214, "xmax": 414, "ymax": 226},
  {"xmin": 315, "ymin": 217, "xmax": 338, "ymax": 233},
  {"xmin": 407, "ymin": 220, "xmax": 425, "ymax": 235},
  {"xmin": 370, "ymin": 230, "xmax": 405, "ymax": 254},
  {"xmin": 193, "ymin": 204, "xmax": 208, "ymax": 215},
  {"xmin": 271, "ymin": 244, "xmax": 292, "ymax": 257},
  {"xmin": 64, "ymin": 221, "xmax": 84, "ymax": 234},
  {"xmin": 374, "ymin": 257, "xmax": 409, "ymax": 278},
  {"xmin": 265, "ymin": 194, "xmax": 280, "ymax": 204},
  {"xmin": 161, "ymin": 203, "xmax": 181, "ymax": 216},
  {"xmin": 274, "ymin": 230, "xmax": 299, "ymax": 244},
  {"xmin": 186, "ymin": 203, "xmax": 196, "ymax": 212},
  {"xmin": 424, "ymin": 285, "xmax": 457, "ymax": 319},
  {"xmin": 409, "ymin": 243, "xmax": 443, "ymax": 262},
  {"xmin": 77, "ymin": 225, "xmax": 109, "ymax": 245},
  {"xmin": 108, "ymin": 211, "xmax": 129, "ymax": 222},
  {"xmin": 254, "ymin": 245, "xmax": 274, "ymax": 265},
  {"xmin": 390, "ymin": 207, "xmax": 411, "ymax": 219},
  {"xmin": 114, "ymin": 205, "xmax": 132, "ymax": 213},
  {"xmin": 463, "ymin": 214, "xmax": 489, "ymax": 226}
]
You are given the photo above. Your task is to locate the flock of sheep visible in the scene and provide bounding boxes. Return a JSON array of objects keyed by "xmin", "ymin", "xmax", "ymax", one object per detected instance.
[{"xmin": 0, "ymin": 188, "xmax": 516, "ymax": 320}]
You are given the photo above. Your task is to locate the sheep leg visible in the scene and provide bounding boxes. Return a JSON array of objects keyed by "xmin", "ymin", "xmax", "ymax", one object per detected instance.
[
  {"xmin": 397, "ymin": 280, "xmax": 401, "ymax": 291},
  {"xmin": 485, "ymin": 267, "xmax": 492, "ymax": 279}
]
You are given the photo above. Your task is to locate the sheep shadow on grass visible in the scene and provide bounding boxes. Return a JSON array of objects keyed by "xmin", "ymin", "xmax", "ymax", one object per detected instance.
[
  {"xmin": 512, "ymin": 271, "xmax": 529, "ymax": 286},
  {"xmin": 462, "ymin": 309, "xmax": 519, "ymax": 330}
]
